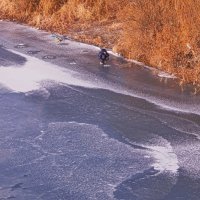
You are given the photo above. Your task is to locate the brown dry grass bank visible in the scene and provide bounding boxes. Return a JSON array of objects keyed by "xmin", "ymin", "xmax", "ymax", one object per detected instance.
[{"xmin": 1, "ymin": 0, "xmax": 200, "ymax": 91}]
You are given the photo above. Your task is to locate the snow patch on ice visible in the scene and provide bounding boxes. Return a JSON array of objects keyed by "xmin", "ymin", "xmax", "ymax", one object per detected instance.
[
  {"xmin": 0, "ymin": 50, "xmax": 99, "ymax": 93},
  {"xmin": 158, "ymin": 71, "xmax": 176, "ymax": 79},
  {"xmin": 149, "ymin": 145, "xmax": 179, "ymax": 173},
  {"xmin": 124, "ymin": 136, "xmax": 179, "ymax": 174}
]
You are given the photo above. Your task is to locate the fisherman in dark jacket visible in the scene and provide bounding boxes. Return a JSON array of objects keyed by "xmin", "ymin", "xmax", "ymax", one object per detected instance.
[{"xmin": 98, "ymin": 48, "xmax": 109, "ymax": 65}]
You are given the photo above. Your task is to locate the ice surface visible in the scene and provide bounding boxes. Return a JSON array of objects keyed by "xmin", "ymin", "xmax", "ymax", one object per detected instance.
[
  {"xmin": 31, "ymin": 121, "xmax": 149, "ymax": 199},
  {"xmin": 0, "ymin": 49, "xmax": 200, "ymax": 116},
  {"xmin": 175, "ymin": 142, "xmax": 200, "ymax": 178}
]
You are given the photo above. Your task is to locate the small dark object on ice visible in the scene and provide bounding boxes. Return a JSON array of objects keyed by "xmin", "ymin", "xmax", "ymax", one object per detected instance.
[
  {"xmin": 51, "ymin": 34, "xmax": 65, "ymax": 43},
  {"xmin": 98, "ymin": 49, "xmax": 109, "ymax": 65}
]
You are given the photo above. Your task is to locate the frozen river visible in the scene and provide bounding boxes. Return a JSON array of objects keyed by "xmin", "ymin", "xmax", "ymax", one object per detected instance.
[{"xmin": 0, "ymin": 21, "xmax": 200, "ymax": 200}]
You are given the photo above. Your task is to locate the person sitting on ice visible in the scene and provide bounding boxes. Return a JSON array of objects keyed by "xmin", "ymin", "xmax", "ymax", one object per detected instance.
[{"xmin": 98, "ymin": 48, "xmax": 109, "ymax": 65}]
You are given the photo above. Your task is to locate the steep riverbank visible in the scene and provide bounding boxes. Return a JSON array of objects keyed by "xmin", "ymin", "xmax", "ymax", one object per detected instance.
[
  {"xmin": 0, "ymin": 20, "xmax": 200, "ymax": 114},
  {"xmin": 1, "ymin": 0, "xmax": 200, "ymax": 90}
]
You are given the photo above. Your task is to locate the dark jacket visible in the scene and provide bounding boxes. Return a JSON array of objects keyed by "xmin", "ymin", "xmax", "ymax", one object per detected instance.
[{"xmin": 98, "ymin": 49, "xmax": 109, "ymax": 61}]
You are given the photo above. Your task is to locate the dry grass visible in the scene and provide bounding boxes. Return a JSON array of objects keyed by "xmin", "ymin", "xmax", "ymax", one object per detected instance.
[
  {"xmin": 116, "ymin": 0, "xmax": 200, "ymax": 91},
  {"xmin": 1, "ymin": 0, "xmax": 200, "ymax": 91}
]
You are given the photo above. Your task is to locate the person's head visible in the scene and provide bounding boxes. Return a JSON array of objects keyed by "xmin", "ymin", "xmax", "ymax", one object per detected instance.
[{"xmin": 101, "ymin": 48, "xmax": 107, "ymax": 52}]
